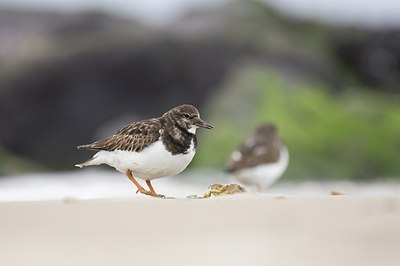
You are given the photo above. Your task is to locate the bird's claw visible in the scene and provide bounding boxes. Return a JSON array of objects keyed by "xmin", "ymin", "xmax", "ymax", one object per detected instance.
[{"xmin": 136, "ymin": 188, "xmax": 166, "ymax": 198}]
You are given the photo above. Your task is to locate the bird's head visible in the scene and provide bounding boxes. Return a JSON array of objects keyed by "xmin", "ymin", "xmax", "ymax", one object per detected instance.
[{"xmin": 164, "ymin": 104, "xmax": 213, "ymax": 134}]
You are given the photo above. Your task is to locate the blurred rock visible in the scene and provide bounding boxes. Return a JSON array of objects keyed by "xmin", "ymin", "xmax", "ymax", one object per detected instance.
[{"xmin": 333, "ymin": 29, "xmax": 400, "ymax": 93}]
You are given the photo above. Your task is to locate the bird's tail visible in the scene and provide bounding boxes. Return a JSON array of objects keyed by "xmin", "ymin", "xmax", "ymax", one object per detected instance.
[
  {"xmin": 77, "ymin": 144, "xmax": 95, "ymax": 150},
  {"xmin": 75, "ymin": 158, "xmax": 94, "ymax": 168}
]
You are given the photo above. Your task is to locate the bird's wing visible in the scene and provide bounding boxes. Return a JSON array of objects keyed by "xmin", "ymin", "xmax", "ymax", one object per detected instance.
[
  {"xmin": 77, "ymin": 118, "xmax": 161, "ymax": 153},
  {"xmin": 226, "ymin": 136, "xmax": 282, "ymax": 172}
]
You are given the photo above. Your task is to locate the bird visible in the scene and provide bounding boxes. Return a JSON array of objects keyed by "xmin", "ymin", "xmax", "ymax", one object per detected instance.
[
  {"xmin": 75, "ymin": 104, "xmax": 213, "ymax": 198},
  {"xmin": 225, "ymin": 123, "xmax": 289, "ymax": 192}
]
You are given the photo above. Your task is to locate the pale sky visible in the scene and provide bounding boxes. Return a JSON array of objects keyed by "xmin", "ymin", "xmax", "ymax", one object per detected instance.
[{"xmin": 0, "ymin": 0, "xmax": 399, "ymax": 28}]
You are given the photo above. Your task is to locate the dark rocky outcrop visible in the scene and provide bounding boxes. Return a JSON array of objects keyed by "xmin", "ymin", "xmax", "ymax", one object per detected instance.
[{"xmin": 333, "ymin": 30, "xmax": 400, "ymax": 93}]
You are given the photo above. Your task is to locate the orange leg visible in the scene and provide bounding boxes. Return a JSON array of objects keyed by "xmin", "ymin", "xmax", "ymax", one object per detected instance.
[
  {"xmin": 146, "ymin": 180, "xmax": 156, "ymax": 194},
  {"xmin": 125, "ymin": 170, "xmax": 164, "ymax": 198},
  {"xmin": 146, "ymin": 180, "xmax": 165, "ymax": 198},
  {"xmin": 125, "ymin": 170, "xmax": 151, "ymax": 196}
]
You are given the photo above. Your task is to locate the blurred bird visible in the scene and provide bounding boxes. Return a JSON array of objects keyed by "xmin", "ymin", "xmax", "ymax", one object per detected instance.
[
  {"xmin": 225, "ymin": 123, "xmax": 289, "ymax": 191},
  {"xmin": 75, "ymin": 104, "xmax": 213, "ymax": 198}
]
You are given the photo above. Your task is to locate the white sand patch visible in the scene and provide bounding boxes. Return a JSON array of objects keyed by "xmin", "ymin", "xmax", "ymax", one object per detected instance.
[{"xmin": 0, "ymin": 196, "xmax": 400, "ymax": 266}]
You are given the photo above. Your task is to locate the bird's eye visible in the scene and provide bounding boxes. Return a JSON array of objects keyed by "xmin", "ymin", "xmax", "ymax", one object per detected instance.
[{"xmin": 183, "ymin": 113, "xmax": 190, "ymax": 118}]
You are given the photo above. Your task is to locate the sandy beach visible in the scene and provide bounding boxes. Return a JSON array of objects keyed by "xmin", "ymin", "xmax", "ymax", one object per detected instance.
[{"xmin": 1, "ymin": 195, "xmax": 400, "ymax": 266}]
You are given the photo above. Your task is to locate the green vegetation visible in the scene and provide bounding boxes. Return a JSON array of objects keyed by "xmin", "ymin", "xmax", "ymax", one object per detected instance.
[
  {"xmin": 0, "ymin": 145, "xmax": 45, "ymax": 175},
  {"xmin": 194, "ymin": 66, "xmax": 400, "ymax": 180}
]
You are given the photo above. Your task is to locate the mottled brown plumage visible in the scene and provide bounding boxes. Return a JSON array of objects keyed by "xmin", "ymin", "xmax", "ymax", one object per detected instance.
[
  {"xmin": 77, "ymin": 118, "xmax": 161, "ymax": 153},
  {"xmin": 226, "ymin": 123, "xmax": 283, "ymax": 172},
  {"xmin": 77, "ymin": 105, "xmax": 213, "ymax": 154}
]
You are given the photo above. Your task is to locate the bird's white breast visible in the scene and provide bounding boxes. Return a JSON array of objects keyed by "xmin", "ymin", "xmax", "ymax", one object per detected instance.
[
  {"xmin": 92, "ymin": 139, "xmax": 196, "ymax": 180},
  {"xmin": 233, "ymin": 146, "xmax": 289, "ymax": 190}
]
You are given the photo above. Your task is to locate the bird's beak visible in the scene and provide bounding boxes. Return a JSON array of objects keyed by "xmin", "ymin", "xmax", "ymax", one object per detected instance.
[{"xmin": 195, "ymin": 118, "xmax": 213, "ymax": 130}]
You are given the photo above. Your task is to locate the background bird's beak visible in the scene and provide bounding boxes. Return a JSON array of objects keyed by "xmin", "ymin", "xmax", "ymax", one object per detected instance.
[{"xmin": 195, "ymin": 118, "xmax": 213, "ymax": 129}]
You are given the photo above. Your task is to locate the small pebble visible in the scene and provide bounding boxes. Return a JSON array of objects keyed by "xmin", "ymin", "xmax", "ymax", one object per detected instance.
[{"xmin": 330, "ymin": 190, "xmax": 345, "ymax": 196}]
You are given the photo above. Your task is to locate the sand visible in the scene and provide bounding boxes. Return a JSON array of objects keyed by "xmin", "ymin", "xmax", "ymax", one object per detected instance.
[{"xmin": 1, "ymin": 195, "xmax": 400, "ymax": 266}]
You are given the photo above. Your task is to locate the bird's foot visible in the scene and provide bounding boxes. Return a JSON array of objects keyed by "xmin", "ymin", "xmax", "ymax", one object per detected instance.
[
  {"xmin": 136, "ymin": 188, "xmax": 165, "ymax": 198},
  {"xmin": 152, "ymin": 193, "xmax": 166, "ymax": 198}
]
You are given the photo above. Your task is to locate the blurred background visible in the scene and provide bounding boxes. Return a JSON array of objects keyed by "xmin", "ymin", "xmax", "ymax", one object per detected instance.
[{"xmin": 0, "ymin": 0, "xmax": 399, "ymax": 200}]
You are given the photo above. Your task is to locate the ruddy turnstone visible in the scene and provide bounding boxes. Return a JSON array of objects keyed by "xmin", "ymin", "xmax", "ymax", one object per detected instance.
[
  {"xmin": 225, "ymin": 123, "xmax": 289, "ymax": 191},
  {"xmin": 75, "ymin": 104, "xmax": 213, "ymax": 198}
]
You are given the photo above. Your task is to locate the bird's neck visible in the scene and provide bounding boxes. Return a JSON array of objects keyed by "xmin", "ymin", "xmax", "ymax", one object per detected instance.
[{"xmin": 160, "ymin": 117, "xmax": 196, "ymax": 155}]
